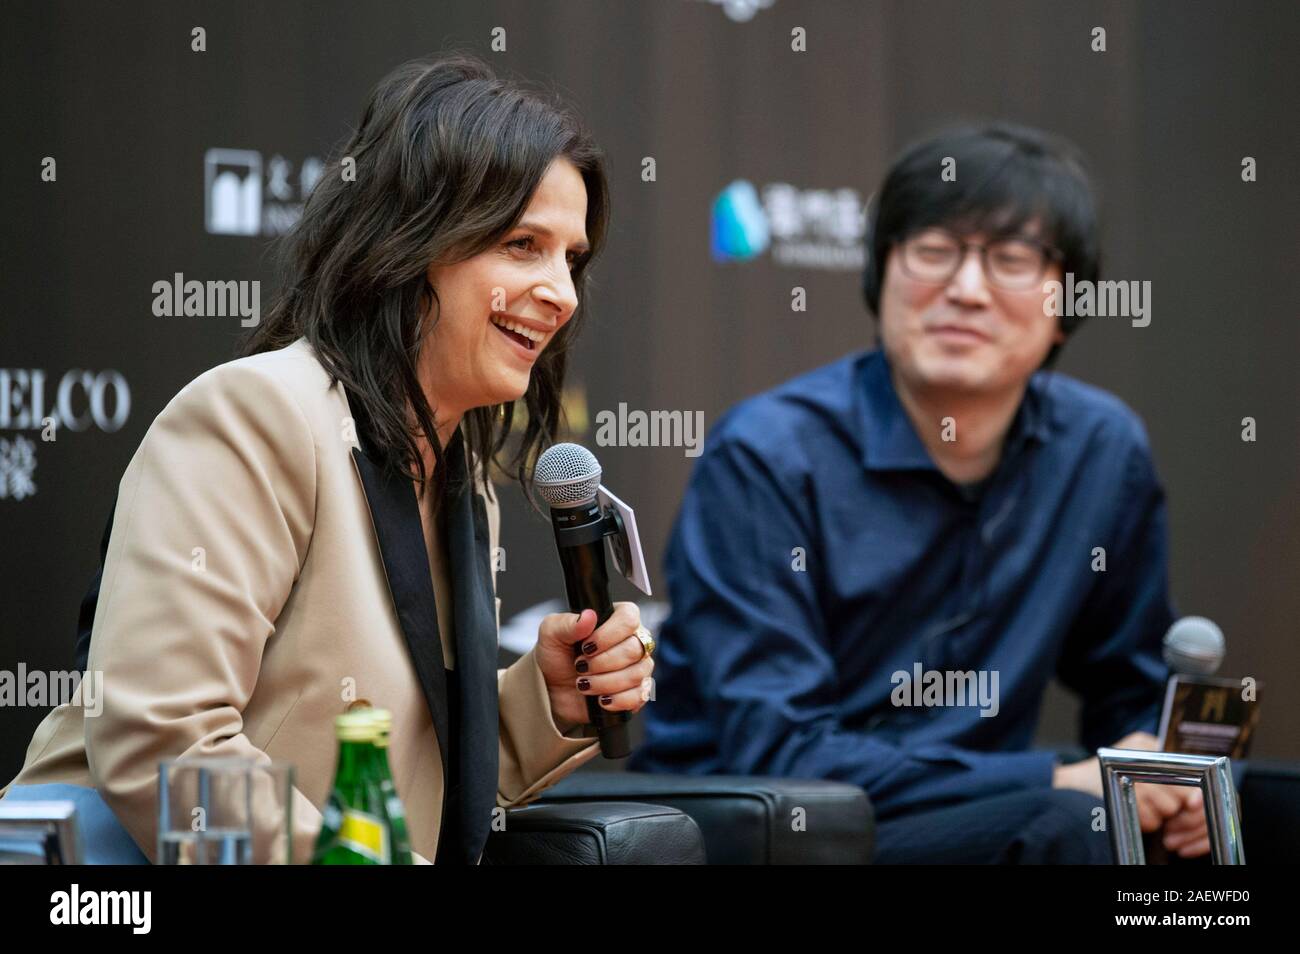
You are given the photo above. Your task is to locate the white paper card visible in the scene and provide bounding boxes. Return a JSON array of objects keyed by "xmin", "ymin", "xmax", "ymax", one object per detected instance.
[{"xmin": 598, "ymin": 484, "xmax": 652, "ymax": 596}]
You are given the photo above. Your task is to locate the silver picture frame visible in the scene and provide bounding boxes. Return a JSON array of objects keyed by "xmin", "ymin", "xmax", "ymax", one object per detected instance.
[
  {"xmin": 1098, "ymin": 748, "xmax": 1245, "ymax": 864},
  {"xmin": 0, "ymin": 800, "xmax": 83, "ymax": 865}
]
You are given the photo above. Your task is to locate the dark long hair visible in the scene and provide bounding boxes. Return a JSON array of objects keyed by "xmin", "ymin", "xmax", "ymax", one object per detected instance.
[
  {"xmin": 863, "ymin": 123, "xmax": 1099, "ymax": 367},
  {"xmin": 242, "ymin": 52, "xmax": 610, "ymax": 503}
]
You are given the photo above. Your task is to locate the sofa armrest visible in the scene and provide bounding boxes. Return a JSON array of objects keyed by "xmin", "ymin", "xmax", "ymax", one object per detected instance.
[
  {"xmin": 482, "ymin": 800, "xmax": 706, "ymax": 865},
  {"xmin": 537, "ymin": 771, "xmax": 873, "ymax": 864}
]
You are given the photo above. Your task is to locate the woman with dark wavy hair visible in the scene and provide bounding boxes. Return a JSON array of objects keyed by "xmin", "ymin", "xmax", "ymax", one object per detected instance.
[{"xmin": 1, "ymin": 53, "xmax": 652, "ymax": 864}]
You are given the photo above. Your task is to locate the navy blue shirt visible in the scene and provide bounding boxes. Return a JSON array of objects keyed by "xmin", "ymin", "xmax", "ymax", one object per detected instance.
[{"xmin": 630, "ymin": 349, "xmax": 1174, "ymax": 820}]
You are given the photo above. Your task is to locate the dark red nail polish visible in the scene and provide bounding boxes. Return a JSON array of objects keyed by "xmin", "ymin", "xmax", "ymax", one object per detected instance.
[
  {"xmin": 582, "ymin": 641, "xmax": 597, "ymax": 655},
  {"xmin": 577, "ymin": 678, "xmax": 590, "ymax": 691},
  {"xmin": 599, "ymin": 695, "xmax": 612, "ymax": 705},
  {"xmin": 575, "ymin": 659, "xmax": 589, "ymax": 673}
]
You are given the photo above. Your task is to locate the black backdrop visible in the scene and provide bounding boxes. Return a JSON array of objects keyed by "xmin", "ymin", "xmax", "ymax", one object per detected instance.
[{"xmin": 3, "ymin": 0, "xmax": 1297, "ymax": 781}]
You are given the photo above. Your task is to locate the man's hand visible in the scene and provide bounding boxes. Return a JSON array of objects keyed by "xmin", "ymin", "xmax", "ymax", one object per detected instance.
[
  {"xmin": 1051, "ymin": 731, "xmax": 1210, "ymax": 858},
  {"xmin": 1161, "ymin": 787, "xmax": 1210, "ymax": 858},
  {"xmin": 535, "ymin": 602, "xmax": 654, "ymax": 732}
]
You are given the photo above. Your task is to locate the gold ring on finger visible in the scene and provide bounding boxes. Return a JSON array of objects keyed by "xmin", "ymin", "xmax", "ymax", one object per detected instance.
[{"xmin": 634, "ymin": 625, "xmax": 655, "ymax": 660}]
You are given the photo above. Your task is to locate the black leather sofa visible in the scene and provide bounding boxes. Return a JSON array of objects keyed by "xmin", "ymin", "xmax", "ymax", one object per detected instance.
[
  {"xmin": 490, "ymin": 756, "xmax": 1300, "ymax": 865},
  {"xmin": 483, "ymin": 799, "xmax": 707, "ymax": 864},
  {"xmin": 487, "ymin": 771, "xmax": 874, "ymax": 865}
]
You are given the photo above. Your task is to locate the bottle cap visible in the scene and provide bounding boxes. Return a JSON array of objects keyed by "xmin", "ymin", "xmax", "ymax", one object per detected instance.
[{"xmin": 334, "ymin": 711, "xmax": 379, "ymax": 742}]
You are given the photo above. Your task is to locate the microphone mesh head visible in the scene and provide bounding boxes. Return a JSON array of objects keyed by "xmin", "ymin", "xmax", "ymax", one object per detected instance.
[
  {"xmin": 534, "ymin": 443, "xmax": 602, "ymax": 506},
  {"xmin": 1162, "ymin": 616, "xmax": 1226, "ymax": 676}
]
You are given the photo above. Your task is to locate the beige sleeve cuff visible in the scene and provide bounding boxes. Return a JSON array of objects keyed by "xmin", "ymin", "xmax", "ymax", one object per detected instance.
[{"xmin": 496, "ymin": 647, "xmax": 599, "ymax": 808}]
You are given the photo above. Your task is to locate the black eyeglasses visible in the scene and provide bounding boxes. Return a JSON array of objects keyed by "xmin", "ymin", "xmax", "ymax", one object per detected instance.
[{"xmin": 897, "ymin": 227, "xmax": 1062, "ymax": 290}]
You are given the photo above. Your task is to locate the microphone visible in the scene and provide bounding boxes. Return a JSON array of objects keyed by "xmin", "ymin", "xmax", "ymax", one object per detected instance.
[
  {"xmin": 534, "ymin": 442, "xmax": 633, "ymax": 759},
  {"xmin": 1162, "ymin": 616, "xmax": 1226, "ymax": 676},
  {"xmin": 1148, "ymin": 616, "xmax": 1229, "ymax": 862}
]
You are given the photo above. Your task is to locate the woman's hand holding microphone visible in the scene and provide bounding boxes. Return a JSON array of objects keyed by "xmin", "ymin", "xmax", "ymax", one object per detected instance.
[{"xmin": 536, "ymin": 602, "xmax": 654, "ymax": 732}]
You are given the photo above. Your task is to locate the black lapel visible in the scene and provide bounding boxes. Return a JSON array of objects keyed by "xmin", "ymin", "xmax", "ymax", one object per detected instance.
[
  {"xmin": 345, "ymin": 388, "xmax": 499, "ymax": 864},
  {"xmin": 442, "ymin": 437, "xmax": 501, "ymax": 864},
  {"xmin": 344, "ymin": 391, "xmax": 453, "ymax": 852}
]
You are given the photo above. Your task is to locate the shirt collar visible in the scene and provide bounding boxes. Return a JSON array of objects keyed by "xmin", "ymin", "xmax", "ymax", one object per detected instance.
[{"xmin": 857, "ymin": 350, "xmax": 1053, "ymax": 472}]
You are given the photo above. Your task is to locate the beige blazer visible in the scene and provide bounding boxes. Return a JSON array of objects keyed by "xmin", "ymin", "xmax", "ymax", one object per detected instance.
[{"xmin": 2, "ymin": 338, "xmax": 599, "ymax": 863}]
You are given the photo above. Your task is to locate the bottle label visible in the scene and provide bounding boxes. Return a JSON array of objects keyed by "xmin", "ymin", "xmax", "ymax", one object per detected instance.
[{"xmin": 337, "ymin": 808, "xmax": 390, "ymax": 864}]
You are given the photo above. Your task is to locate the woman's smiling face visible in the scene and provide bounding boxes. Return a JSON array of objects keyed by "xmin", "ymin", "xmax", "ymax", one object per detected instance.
[{"xmin": 421, "ymin": 157, "xmax": 590, "ymax": 421}]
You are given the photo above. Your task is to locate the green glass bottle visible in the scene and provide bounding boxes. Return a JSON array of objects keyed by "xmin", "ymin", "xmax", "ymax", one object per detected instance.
[
  {"xmin": 367, "ymin": 709, "xmax": 414, "ymax": 865},
  {"xmin": 312, "ymin": 712, "xmax": 392, "ymax": 865}
]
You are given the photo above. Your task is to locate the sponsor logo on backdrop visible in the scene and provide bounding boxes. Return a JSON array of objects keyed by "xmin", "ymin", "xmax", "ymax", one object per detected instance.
[
  {"xmin": 0, "ymin": 369, "xmax": 130, "ymax": 501},
  {"xmin": 204, "ymin": 148, "xmax": 324, "ymax": 237},
  {"xmin": 691, "ymin": 0, "xmax": 777, "ymax": 22},
  {"xmin": 0, "ymin": 436, "xmax": 36, "ymax": 500},
  {"xmin": 711, "ymin": 180, "xmax": 770, "ymax": 261},
  {"xmin": 712, "ymin": 179, "xmax": 866, "ymax": 271}
]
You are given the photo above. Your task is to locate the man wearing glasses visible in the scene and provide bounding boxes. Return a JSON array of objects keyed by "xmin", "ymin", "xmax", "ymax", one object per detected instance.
[{"xmin": 631, "ymin": 124, "xmax": 1212, "ymax": 862}]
